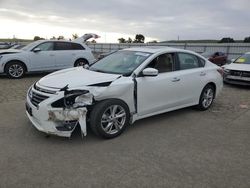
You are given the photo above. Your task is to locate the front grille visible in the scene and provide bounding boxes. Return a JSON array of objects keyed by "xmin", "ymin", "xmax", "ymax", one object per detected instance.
[
  {"xmin": 30, "ymin": 91, "xmax": 49, "ymax": 107},
  {"xmin": 230, "ymin": 70, "xmax": 250, "ymax": 78},
  {"xmin": 242, "ymin": 71, "xmax": 250, "ymax": 77},
  {"xmin": 34, "ymin": 84, "xmax": 57, "ymax": 94}
]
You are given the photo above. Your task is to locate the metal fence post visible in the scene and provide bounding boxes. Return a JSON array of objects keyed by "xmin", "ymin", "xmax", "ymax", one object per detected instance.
[
  {"xmin": 184, "ymin": 42, "xmax": 187, "ymax": 49},
  {"xmin": 204, "ymin": 46, "xmax": 207, "ymax": 53},
  {"xmin": 226, "ymin": 45, "xmax": 230, "ymax": 56}
]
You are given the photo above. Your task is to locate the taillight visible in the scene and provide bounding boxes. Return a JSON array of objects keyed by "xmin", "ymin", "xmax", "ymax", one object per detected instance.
[{"xmin": 217, "ymin": 68, "xmax": 223, "ymax": 77}]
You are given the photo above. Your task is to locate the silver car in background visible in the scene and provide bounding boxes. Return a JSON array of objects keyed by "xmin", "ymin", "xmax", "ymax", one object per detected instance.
[{"xmin": 223, "ymin": 52, "xmax": 250, "ymax": 86}]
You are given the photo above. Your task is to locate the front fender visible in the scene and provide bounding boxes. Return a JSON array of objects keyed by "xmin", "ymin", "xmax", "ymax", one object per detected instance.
[{"xmin": 2, "ymin": 53, "xmax": 29, "ymax": 71}]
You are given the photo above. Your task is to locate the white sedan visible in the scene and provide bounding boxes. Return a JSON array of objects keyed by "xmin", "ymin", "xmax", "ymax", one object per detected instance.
[
  {"xmin": 26, "ymin": 47, "xmax": 223, "ymax": 139},
  {"xmin": 223, "ymin": 52, "xmax": 250, "ymax": 85},
  {"xmin": 0, "ymin": 34, "xmax": 98, "ymax": 78}
]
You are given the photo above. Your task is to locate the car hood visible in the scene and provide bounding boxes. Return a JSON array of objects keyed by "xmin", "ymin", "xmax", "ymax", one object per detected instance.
[
  {"xmin": 0, "ymin": 49, "xmax": 22, "ymax": 55},
  {"xmin": 224, "ymin": 63, "xmax": 250, "ymax": 71},
  {"xmin": 38, "ymin": 67, "xmax": 121, "ymax": 89}
]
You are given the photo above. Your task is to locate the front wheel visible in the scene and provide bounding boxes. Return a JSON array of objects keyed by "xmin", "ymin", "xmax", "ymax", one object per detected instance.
[
  {"xmin": 90, "ymin": 99, "xmax": 130, "ymax": 139},
  {"xmin": 197, "ymin": 84, "xmax": 215, "ymax": 110},
  {"xmin": 5, "ymin": 61, "xmax": 25, "ymax": 79}
]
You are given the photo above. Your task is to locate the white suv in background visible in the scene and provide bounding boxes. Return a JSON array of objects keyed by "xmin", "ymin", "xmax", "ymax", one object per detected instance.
[{"xmin": 0, "ymin": 34, "xmax": 98, "ymax": 78}]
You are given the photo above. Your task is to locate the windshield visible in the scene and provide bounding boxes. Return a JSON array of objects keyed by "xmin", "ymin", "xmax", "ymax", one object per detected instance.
[
  {"xmin": 22, "ymin": 40, "xmax": 42, "ymax": 51},
  {"xmin": 234, "ymin": 54, "xmax": 250, "ymax": 64},
  {"xmin": 90, "ymin": 50, "xmax": 152, "ymax": 75}
]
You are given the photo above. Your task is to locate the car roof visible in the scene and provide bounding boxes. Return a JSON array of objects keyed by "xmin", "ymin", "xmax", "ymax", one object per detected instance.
[
  {"xmin": 122, "ymin": 46, "xmax": 194, "ymax": 54},
  {"xmin": 37, "ymin": 40, "xmax": 80, "ymax": 44}
]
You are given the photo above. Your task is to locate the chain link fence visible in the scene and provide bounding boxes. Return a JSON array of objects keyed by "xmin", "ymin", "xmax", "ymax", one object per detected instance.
[{"xmin": 88, "ymin": 43, "xmax": 250, "ymax": 60}]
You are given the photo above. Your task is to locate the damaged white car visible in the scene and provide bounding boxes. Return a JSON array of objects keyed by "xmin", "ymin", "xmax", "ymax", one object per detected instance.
[{"xmin": 26, "ymin": 47, "xmax": 223, "ymax": 139}]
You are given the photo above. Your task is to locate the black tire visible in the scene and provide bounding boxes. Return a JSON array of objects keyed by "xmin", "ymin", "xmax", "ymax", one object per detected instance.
[
  {"xmin": 197, "ymin": 84, "xmax": 215, "ymax": 111},
  {"xmin": 74, "ymin": 59, "xmax": 88, "ymax": 67},
  {"xmin": 90, "ymin": 99, "xmax": 130, "ymax": 139},
  {"xmin": 5, "ymin": 61, "xmax": 25, "ymax": 79}
]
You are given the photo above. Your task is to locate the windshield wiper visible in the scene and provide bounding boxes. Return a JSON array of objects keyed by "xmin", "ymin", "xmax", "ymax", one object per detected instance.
[{"xmin": 91, "ymin": 69, "xmax": 107, "ymax": 74}]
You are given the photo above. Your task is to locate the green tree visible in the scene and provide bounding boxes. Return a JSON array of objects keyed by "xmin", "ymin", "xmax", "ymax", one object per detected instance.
[
  {"xmin": 34, "ymin": 36, "xmax": 45, "ymax": 41},
  {"xmin": 126, "ymin": 37, "xmax": 132, "ymax": 43},
  {"xmin": 243, "ymin": 36, "xmax": 250, "ymax": 43},
  {"xmin": 218, "ymin": 37, "xmax": 235, "ymax": 43},
  {"xmin": 72, "ymin": 33, "xmax": 79, "ymax": 39},
  {"xmin": 57, "ymin": 36, "xmax": 65, "ymax": 40},
  {"xmin": 133, "ymin": 34, "xmax": 145, "ymax": 43},
  {"xmin": 118, "ymin": 38, "xmax": 126, "ymax": 43}
]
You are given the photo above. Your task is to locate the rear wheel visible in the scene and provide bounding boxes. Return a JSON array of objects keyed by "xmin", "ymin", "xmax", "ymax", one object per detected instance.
[
  {"xmin": 90, "ymin": 99, "xmax": 130, "ymax": 139},
  {"xmin": 197, "ymin": 84, "xmax": 215, "ymax": 110},
  {"xmin": 74, "ymin": 59, "xmax": 88, "ymax": 67},
  {"xmin": 5, "ymin": 61, "xmax": 25, "ymax": 79}
]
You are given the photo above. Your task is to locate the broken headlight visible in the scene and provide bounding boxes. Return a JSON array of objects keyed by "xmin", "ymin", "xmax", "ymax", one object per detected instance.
[{"xmin": 51, "ymin": 90, "xmax": 92, "ymax": 108}]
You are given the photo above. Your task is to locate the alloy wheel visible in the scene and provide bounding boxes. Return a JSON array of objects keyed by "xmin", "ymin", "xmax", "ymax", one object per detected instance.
[
  {"xmin": 202, "ymin": 88, "xmax": 214, "ymax": 108},
  {"xmin": 8, "ymin": 64, "xmax": 24, "ymax": 78},
  {"xmin": 101, "ymin": 105, "xmax": 126, "ymax": 135}
]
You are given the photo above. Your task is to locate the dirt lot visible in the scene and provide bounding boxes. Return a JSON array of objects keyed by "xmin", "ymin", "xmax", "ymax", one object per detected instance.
[{"xmin": 0, "ymin": 74, "xmax": 250, "ymax": 188}]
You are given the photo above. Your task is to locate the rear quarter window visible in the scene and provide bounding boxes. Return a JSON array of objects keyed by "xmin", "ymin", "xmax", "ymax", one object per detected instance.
[{"xmin": 71, "ymin": 43, "xmax": 85, "ymax": 50}]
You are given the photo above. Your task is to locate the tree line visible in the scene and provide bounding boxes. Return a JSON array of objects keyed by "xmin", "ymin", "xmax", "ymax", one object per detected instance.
[
  {"xmin": 33, "ymin": 34, "xmax": 250, "ymax": 43},
  {"xmin": 118, "ymin": 34, "xmax": 146, "ymax": 43}
]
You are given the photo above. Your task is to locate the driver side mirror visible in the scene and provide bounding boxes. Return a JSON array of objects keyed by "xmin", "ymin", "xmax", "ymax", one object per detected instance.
[
  {"xmin": 142, "ymin": 68, "xmax": 158, "ymax": 77},
  {"xmin": 33, "ymin": 48, "xmax": 41, "ymax": 52}
]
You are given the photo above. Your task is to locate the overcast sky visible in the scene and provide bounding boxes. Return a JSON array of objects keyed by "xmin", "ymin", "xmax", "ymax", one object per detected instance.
[{"xmin": 0, "ymin": 0, "xmax": 250, "ymax": 42}]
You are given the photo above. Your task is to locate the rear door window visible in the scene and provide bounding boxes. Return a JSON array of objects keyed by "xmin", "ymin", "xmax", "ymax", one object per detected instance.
[
  {"xmin": 54, "ymin": 42, "xmax": 72, "ymax": 50},
  {"xmin": 177, "ymin": 53, "xmax": 203, "ymax": 70}
]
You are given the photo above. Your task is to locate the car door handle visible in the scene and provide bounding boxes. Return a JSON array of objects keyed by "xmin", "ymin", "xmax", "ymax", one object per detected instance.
[
  {"xmin": 200, "ymin": 72, "xmax": 206, "ymax": 76},
  {"xmin": 171, "ymin": 77, "xmax": 180, "ymax": 82}
]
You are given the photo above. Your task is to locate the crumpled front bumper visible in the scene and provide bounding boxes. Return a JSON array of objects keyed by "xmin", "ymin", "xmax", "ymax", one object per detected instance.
[{"xmin": 26, "ymin": 91, "xmax": 88, "ymax": 138}]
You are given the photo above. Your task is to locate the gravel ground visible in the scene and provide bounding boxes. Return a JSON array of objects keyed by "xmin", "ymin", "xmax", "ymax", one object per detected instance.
[{"xmin": 0, "ymin": 74, "xmax": 249, "ymax": 188}]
